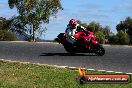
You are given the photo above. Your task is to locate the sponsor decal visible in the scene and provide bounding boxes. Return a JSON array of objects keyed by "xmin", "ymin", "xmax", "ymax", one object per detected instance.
[{"xmin": 77, "ymin": 67, "xmax": 131, "ymax": 84}]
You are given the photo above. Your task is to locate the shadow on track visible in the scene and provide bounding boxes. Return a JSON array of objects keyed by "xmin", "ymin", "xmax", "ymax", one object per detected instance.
[{"xmin": 40, "ymin": 53, "xmax": 97, "ymax": 56}]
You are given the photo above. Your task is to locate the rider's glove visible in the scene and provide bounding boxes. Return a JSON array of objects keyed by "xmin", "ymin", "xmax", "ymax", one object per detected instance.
[{"xmin": 71, "ymin": 36, "xmax": 75, "ymax": 39}]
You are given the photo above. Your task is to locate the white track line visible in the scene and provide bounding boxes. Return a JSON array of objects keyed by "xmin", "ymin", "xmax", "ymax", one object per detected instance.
[{"xmin": 0, "ymin": 59, "xmax": 132, "ymax": 75}]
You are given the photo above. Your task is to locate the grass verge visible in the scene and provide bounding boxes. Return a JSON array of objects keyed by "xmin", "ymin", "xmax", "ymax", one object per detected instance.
[{"xmin": 0, "ymin": 60, "xmax": 131, "ymax": 88}]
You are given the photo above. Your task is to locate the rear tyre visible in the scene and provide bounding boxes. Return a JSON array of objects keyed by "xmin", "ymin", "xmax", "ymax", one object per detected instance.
[{"xmin": 95, "ymin": 45, "xmax": 105, "ymax": 56}]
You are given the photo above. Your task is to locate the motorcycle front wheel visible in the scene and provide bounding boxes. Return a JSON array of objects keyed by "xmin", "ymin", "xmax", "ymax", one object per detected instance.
[
  {"xmin": 64, "ymin": 46, "xmax": 76, "ymax": 55},
  {"xmin": 95, "ymin": 45, "xmax": 105, "ymax": 56}
]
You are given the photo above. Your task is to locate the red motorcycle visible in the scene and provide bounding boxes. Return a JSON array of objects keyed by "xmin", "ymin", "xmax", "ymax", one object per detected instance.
[{"xmin": 56, "ymin": 29, "xmax": 105, "ymax": 56}]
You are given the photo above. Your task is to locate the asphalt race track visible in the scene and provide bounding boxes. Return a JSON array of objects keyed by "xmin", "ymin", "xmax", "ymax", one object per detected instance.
[{"xmin": 0, "ymin": 41, "xmax": 132, "ymax": 73}]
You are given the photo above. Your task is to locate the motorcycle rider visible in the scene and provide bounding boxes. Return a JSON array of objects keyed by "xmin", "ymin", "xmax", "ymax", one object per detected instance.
[{"xmin": 65, "ymin": 19, "xmax": 86, "ymax": 45}]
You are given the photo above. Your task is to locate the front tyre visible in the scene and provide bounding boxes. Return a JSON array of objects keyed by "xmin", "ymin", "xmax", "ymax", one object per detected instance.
[
  {"xmin": 64, "ymin": 46, "xmax": 76, "ymax": 55},
  {"xmin": 95, "ymin": 45, "xmax": 105, "ymax": 56}
]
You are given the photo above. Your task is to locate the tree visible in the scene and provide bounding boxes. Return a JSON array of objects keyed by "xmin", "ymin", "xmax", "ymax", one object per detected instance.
[
  {"xmin": 108, "ymin": 34, "xmax": 118, "ymax": 44},
  {"xmin": 0, "ymin": 17, "xmax": 11, "ymax": 30},
  {"xmin": 0, "ymin": 30, "xmax": 17, "ymax": 41},
  {"xmin": 96, "ymin": 31, "xmax": 105, "ymax": 44},
  {"xmin": 0, "ymin": 17, "xmax": 17, "ymax": 41},
  {"xmin": 8, "ymin": 0, "xmax": 63, "ymax": 41},
  {"xmin": 116, "ymin": 31, "xmax": 129, "ymax": 45},
  {"xmin": 125, "ymin": 17, "xmax": 132, "ymax": 35},
  {"xmin": 116, "ymin": 17, "xmax": 132, "ymax": 45},
  {"xmin": 116, "ymin": 21, "xmax": 126, "ymax": 33},
  {"xmin": 88, "ymin": 22, "xmax": 101, "ymax": 32},
  {"xmin": 77, "ymin": 20, "xmax": 102, "ymax": 32},
  {"xmin": 101, "ymin": 26, "xmax": 110, "ymax": 38},
  {"xmin": 77, "ymin": 20, "xmax": 88, "ymax": 28}
]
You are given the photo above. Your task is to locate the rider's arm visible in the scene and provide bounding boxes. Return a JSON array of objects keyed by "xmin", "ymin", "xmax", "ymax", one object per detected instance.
[
  {"xmin": 71, "ymin": 29, "xmax": 76, "ymax": 39},
  {"xmin": 77, "ymin": 25, "xmax": 86, "ymax": 31},
  {"xmin": 71, "ymin": 29, "xmax": 76, "ymax": 36},
  {"xmin": 65, "ymin": 27, "xmax": 76, "ymax": 39}
]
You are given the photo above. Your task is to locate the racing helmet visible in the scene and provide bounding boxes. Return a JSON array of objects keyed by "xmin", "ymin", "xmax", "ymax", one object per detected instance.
[{"xmin": 69, "ymin": 19, "xmax": 77, "ymax": 26}]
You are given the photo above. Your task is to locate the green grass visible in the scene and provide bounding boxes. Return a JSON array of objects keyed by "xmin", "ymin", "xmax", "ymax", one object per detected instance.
[{"xmin": 0, "ymin": 60, "xmax": 131, "ymax": 88}]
